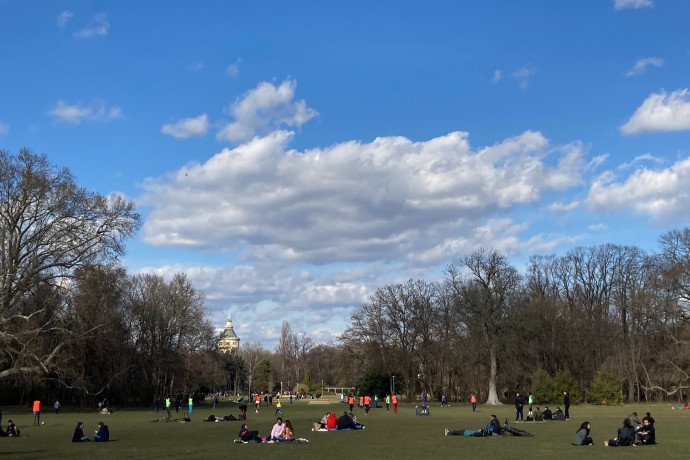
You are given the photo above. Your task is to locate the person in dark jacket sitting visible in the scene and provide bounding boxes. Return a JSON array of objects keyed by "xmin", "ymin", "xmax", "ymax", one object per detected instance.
[
  {"xmin": 635, "ymin": 418, "xmax": 655, "ymax": 445},
  {"xmin": 93, "ymin": 421, "xmax": 109, "ymax": 442},
  {"xmin": 72, "ymin": 421, "xmax": 88, "ymax": 442},
  {"xmin": 604, "ymin": 418, "xmax": 635, "ymax": 446},
  {"xmin": 336, "ymin": 411, "xmax": 356, "ymax": 430},
  {"xmin": 542, "ymin": 407, "xmax": 553, "ymax": 420},
  {"xmin": 238, "ymin": 423, "xmax": 261, "ymax": 442}
]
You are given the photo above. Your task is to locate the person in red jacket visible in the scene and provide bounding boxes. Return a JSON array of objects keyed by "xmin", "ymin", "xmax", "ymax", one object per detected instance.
[
  {"xmin": 326, "ymin": 412, "xmax": 337, "ymax": 430},
  {"xmin": 392, "ymin": 394, "xmax": 398, "ymax": 413}
]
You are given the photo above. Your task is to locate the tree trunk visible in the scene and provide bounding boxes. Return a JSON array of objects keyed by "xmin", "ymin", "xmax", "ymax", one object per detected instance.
[{"xmin": 486, "ymin": 344, "xmax": 502, "ymax": 405}]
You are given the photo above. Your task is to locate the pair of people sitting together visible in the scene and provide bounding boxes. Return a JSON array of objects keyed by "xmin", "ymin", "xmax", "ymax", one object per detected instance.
[
  {"xmin": 72, "ymin": 421, "xmax": 109, "ymax": 442},
  {"xmin": 269, "ymin": 417, "xmax": 295, "ymax": 442}
]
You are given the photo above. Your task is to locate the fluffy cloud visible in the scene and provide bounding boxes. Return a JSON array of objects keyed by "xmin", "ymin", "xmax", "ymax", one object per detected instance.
[
  {"xmin": 57, "ymin": 10, "xmax": 73, "ymax": 29},
  {"xmin": 620, "ymin": 89, "xmax": 690, "ymax": 135},
  {"xmin": 0, "ymin": 122, "xmax": 8, "ymax": 136},
  {"xmin": 492, "ymin": 69, "xmax": 502, "ymax": 83},
  {"xmin": 48, "ymin": 100, "xmax": 123, "ymax": 124},
  {"xmin": 585, "ymin": 157, "xmax": 690, "ymax": 221},
  {"xmin": 141, "ymin": 129, "xmax": 585, "ymax": 267},
  {"xmin": 161, "ymin": 114, "xmax": 209, "ymax": 139},
  {"xmin": 614, "ymin": 0, "xmax": 653, "ymax": 10},
  {"xmin": 625, "ymin": 57, "xmax": 663, "ymax": 77},
  {"xmin": 216, "ymin": 79, "xmax": 318, "ymax": 142},
  {"xmin": 74, "ymin": 13, "xmax": 109, "ymax": 38}
]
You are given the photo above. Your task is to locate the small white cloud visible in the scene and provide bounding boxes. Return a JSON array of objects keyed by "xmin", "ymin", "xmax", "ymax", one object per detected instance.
[
  {"xmin": 492, "ymin": 69, "xmax": 502, "ymax": 83},
  {"xmin": 161, "ymin": 114, "xmax": 210, "ymax": 139},
  {"xmin": 226, "ymin": 58, "xmax": 242, "ymax": 77},
  {"xmin": 625, "ymin": 57, "xmax": 663, "ymax": 77},
  {"xmin": 74, "ymin": 13, "xmax": 109, "ymax": 38},
  {"xmin": 549, "ymin": 200, "xmax": 581, "ymax": 212},
  {"xmin": 588, "ymin": 223, "xmax": 608, "ymax": 231},
  {"xmin": 620, "ymin": 89, "xmax": 690, "ymax": 135},
  {"xmin": 48, "ymin": 100, "xmax": 123, "ymax": 125},
  {"xmin": 0, "ymin": 122, "xmax": 9, "ymax": 136},
  {"xmin": 511, "ymin": 65, "xmax": 537, "ymax": 90},
  {"xmin": 618, "ymin": 153, "xmax": 663, "ymax": 170},
  {"xmin": 57, "ymin": 10, "xmax": 73, "ymax": 29},
  {"xmin": 216, "ymin": 79, "xmax": 318, "ymax": 143},
  {"xmin": 189, "ymin": 62, "xmax": 203, "ymax": 72},
  {"xmin": 614, "ymin": 0, "xmax": 653, "ymax": 10}
]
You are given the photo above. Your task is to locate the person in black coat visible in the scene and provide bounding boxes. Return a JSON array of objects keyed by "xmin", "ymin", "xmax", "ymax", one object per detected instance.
[
  {"xmin": 563, "ymin": 391, "xmax": 570, "ymax": 420},
  {"xmin": 72, "ymin": 421, "xmax": 88, "ymax": 442},
  {"xmin": 604, "ymin": 418, "xmax": 635, "ymax": 446},
  {"xmin": 636, "ymin": 418, "xmax": 655, "ymax": 445},
  {"xmin": 336, "ymin": 411, "xmax": 356, "ymax": 430},
  {"xmin": 514, "ymin": 393, "xmax": 525, "ymax": 422}
]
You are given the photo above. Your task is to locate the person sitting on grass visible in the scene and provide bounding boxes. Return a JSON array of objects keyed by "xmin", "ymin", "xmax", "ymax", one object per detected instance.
[
  {"xmin": 336, "ymin": 411, "xmax": 356, "ymax": 430},
  {"xmin": 93, "ymin": 421, "xmax": 109, "ymax": 442},
  {"xmin": 553, "ymin": 407, "xmax": 565, "ymax": 420},
  {"xmin": 270, "ymin": 417, "xmax": 284, "ymax": 440},
  {"xmin": 318, "ymin": 411, "xmax": 329, "ymax": 429},
  {"xmin": 72, "ymin": 421, "xmax": 89, "ymax": 442},
  {"xmin": 542, "ymin": 407, "xmax": 553, "ymax": 420},
  {"xmin": 348, "ymin": 412, "xmax": 364, "ymax": 429},
  {"xmin": 326, "ymin": 412, "xmax": 337, "ymax": 430},
  {"xmin": 573, "ymin": 421, "xmax": 593, "ymax": 445},
  {"xmin": 533, "ymin": 407, "xmax": 542, "ymax": 421},
  {"xmin": 642, "ymin": 412, "xmax": 655, "ymax": 427},
  {"xmin": 635, "ymin": 418, "xmax": 655, "ymax": 445},
  {"xmin": 604, "ymin": 418, "xmax": 635, "ymax": 446},
  {"xmin": 276, "ymin": 420, "xmax": 295, "ymax": 443},
  {"xmin": 6, "ymin": 420, "xmax": 20, "ymax": 437},
  {"xmin": 238, "ymin": 423, "xmax": 261, "ymax": 443}
]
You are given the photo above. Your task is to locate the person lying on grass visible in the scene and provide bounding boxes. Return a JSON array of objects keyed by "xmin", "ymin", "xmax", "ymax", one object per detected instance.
[{"xmin": 445, "ymin": 414, "xmax": 502, "ymax": 437}]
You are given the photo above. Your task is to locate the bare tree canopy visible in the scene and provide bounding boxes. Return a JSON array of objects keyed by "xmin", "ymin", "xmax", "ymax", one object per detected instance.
[{"xmin": 0, "ymin": 148, "xmax": 141, "ymax": 381}]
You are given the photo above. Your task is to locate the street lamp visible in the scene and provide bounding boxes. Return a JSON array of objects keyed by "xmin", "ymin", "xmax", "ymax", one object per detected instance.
[
  {"xmin": 392, "ymin": 375, "xmax": 396, "ymax": 395},
  {"xmin": 280, "ymin": 381, "xmax": 283, "ymax": 395},
  {"xmin": 322, "ymin": 379, "xmax": 324, "ymax": 397}
]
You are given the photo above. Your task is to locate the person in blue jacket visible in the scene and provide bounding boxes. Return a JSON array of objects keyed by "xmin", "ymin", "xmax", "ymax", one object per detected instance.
[{"xmin": 93, "ymin": 421, "xmax": 110, "ymax": 442}]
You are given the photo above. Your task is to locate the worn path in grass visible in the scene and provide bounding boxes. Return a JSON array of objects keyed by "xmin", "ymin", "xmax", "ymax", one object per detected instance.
[{"xmin": 0, "ymin": 399, "xmax": 687, "ymax": 459}]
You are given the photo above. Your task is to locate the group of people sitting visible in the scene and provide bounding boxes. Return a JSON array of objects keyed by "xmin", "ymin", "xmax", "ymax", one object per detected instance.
[
  {"xmin": 314, "ymin": 411, "xmax": 365, "ymax": 431},
  {"xmin": 236, "ymin": 416, "xmax": 300, "ymax": 443},
  {"xmin": 573, "ymin": 412, "xmax": 655, "ymax": 447},
  {"xmin": 72, "ymin": 421, "xmax": 109, "ymax": 442},
  {"xmin": 529, "ymin": 406, "xmax": 565, "ymax": 421}
]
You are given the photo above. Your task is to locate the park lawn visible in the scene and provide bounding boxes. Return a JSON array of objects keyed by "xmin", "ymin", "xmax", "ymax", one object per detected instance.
[{"xmin": 0, "ymin": 399, "xmax": 688, "ymax": 459}]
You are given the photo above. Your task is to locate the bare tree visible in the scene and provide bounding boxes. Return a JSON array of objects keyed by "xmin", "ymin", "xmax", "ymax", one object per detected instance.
[{"xmin": 0, "ymin": 149, "xmax": 140, "ymax": 382}]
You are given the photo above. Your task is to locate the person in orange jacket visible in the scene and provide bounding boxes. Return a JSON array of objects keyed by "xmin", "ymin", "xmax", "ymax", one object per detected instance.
[
  {"xmin": 470, "ymin": 393, "xmax": 477, "ymax": 412},
  {"xmin": 348, "ymin": 394, "xmax": 354, "ymax": 412},
  {"xmin": 32, "ymin": 400, "xmax": 41, "ymax": 426},
  {"xmin": 392, "ymin": 394, "xmax": 398, "ymax": 413},
  {"xmin": 364, "ymin": 395, "xmax": 371, "ymax": 415}
]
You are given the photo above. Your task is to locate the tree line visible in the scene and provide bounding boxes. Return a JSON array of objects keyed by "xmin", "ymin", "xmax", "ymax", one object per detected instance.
[{"xmin": 2, "ymin": 149, "xmax": 688, "ymax": 407}]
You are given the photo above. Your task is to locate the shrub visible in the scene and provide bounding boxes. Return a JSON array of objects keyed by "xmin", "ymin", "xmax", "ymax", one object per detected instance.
[
  {"xmin": 554, "ymin": 369, "xmax": 579, "ymax": 405},
  {"xmin": 589, "ymin": 366, "xmax": 624, "ymax": 405},
  {"xmin": 531, "ymin": 368, "xmax": 555, "ymax": 404}
]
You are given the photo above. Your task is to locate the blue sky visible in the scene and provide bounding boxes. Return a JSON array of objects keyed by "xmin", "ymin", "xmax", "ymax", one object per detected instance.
[{"xmin": 2, "ymin": 0, "xmax": 690, "ymax": 348}]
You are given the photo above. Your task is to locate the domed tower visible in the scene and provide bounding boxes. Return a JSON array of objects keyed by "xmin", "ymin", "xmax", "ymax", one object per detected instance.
[{"xmin": 218, "ymin": 316, "xmax": 240, "ymax": 354}]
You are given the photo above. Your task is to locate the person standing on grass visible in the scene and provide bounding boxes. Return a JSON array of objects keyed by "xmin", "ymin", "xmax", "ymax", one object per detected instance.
[
  {"xmin": 188, "ymin": 396, "xmax": 193, "ymax": 413},
  {"xmin": 470, "ymin": 393, "xmax": 477, "ymax": 412},
  {"xmin": 385, "ymin": 394, "xmax": 390, "ymax": 411},
  {"xmin": 364, "ymin": 395, "xmax": 371, "ymax": 415},
  {"xmin": 32, "ymin": 399, "xmax": 41, "ymax": 426},
  {"xmin": 348, "ymin": 394, "xmax": 355, "ymax": 412},
  {"xmin": 274, "ymin": 398, "xmax": 283, "ymax": 416},
  {"xmin": 392, "ymin": 394, "xmax": 398, "ymax": 413},
  {"xmin": 165, "ymin": 396, "xmax": 171, "ymax": 419},
  {"xmin": 563, "ymin": 391, "xmax": 570, "ymax": 420},
  {"xmin": 514, "ymin": 392, "xmax": 525, "ymax": 422},
  {"xmin": 54, "ymin": 400, "xmax": 61, "ymax": 414},
  {"xmin": 528, "ymin": 392, "xmax": 534, "ymax": 416}
]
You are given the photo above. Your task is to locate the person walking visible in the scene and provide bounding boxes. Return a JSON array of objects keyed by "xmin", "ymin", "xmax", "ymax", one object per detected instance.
[
  {"xmin": 470, "ymin": 393, "xmax": 477, "ymax": 412},
  {"xmin": 32, "ymin": 399, "xmax": 41, "ymax": 426},
  {"xmin": 188, "ymin": 396, "xmax": 193, "ymax": 413},
  {"xmin": 54, "ymin": 400, "xmax": 61, "ymax": 414},
  {"xmin": 392, "ymin": 394, "xmax": 398, "ymax": 413},
  {"xmin": 274, "ymin": 398, "xmax": 283, "ymax": 416}
]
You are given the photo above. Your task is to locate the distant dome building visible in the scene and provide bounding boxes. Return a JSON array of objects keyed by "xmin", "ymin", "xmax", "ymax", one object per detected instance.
[{"xmin": 218, "ymin": 316, "xmax": 240, "ymax": 354}]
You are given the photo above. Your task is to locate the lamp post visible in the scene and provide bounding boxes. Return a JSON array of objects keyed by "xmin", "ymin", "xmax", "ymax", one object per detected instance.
[
  {"xmin": 392, "ymin": 375, "xmax": 396, "ymax": 395},
  {"xmin": 280, "ymin": 381, "xmax": 283, "ymax": 396},
  {"xmin": 322, "ymin": 379, "xmax": 324, "ymax": 397}
]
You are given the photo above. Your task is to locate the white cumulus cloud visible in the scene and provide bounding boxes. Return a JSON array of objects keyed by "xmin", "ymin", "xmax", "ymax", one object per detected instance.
[
  {"xmin": 48, "ymin": 100, "xmax": 123, "ymax": 125},
  {"xmin": 141, "ymin": 129, "xmax": 585, "ymax": 267},
  {"xmin": 625, "ymin": 57, "xmax": 663, "ymax": 77},
  {"xmin": 0, "ymin": 122, "xmax": 8, "ymax": 136},
  {"xmin": 226, "ymin": 58, "xmax": 242, "ymax": 77},
  {"xmin": 216, "ymin": 79, "xmax": 318, "ymax": 143},
  {"xmin": 614, "ymin": 0, "xmax": 653, "ymax": 10},
  {"xmin": 620, "ymin": 89, "xmax": 690, "ymax": 135},
  {"xmin": 161, "ymin": 114, "xmax": 209, "ymax": 139},
  {"xmin": 74, "ymin": 13, "xmax": 109, "ymax": 38},
  {"xmin": 492, "ymin": 69, "xmax": 502, "ymax": 83},
  {"xmin": 511, "ymin": 65, "xmax": 537, "ymax": 90}
]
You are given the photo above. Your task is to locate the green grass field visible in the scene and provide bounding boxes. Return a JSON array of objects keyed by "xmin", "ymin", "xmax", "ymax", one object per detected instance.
[{"xmin": 0, "ymin": 398, "xmax": 687, "ymax": 459}]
